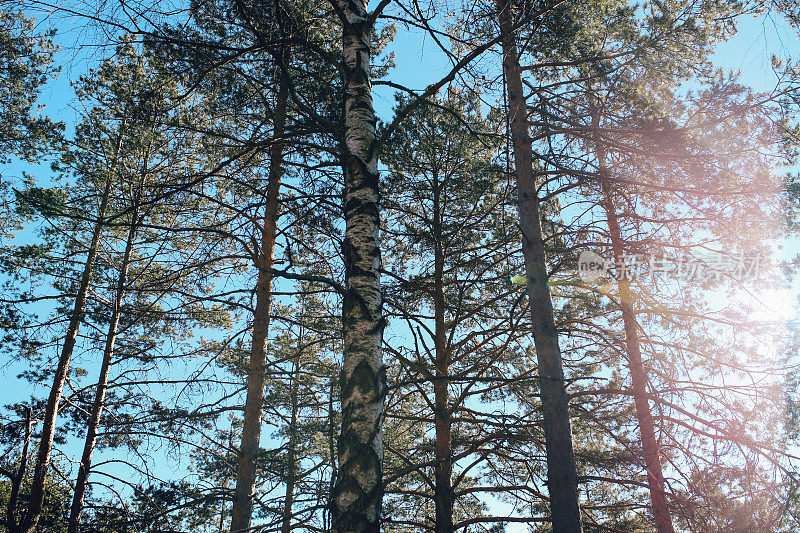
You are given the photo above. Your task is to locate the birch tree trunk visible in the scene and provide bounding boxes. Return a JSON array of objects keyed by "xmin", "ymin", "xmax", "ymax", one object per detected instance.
[
  {"xmin": 66, "ymin": 189, "xmax": 141, "ymax": 533},
  {"xmin": 595, "ymin": 135, "xmax": 675, "ymax": 533},
  {"xmin": 229, "ymin": 56, "xmax": 290, "ymax": 533},
  {"xmin": 22, "ymin": 126, "xmax": 125, "ymax": 533},
  {"xmin": 496, "ymin": 1, "xmax": 582, "ymax": 530},
  {"xmin": 332, "ymin": 0, "xmax": 386, "ymax": 530}
]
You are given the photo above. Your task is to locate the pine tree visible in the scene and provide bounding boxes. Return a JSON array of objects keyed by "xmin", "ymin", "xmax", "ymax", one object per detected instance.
[{"xmin": 0, "ymin": 5, "xmax": 61, "ymax": 167}]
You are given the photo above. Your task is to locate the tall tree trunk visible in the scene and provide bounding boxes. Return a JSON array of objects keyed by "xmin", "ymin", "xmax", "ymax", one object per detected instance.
[
  {"xmin": 432, "ymin": 176, "xmax": 453, "ymax": 533},
  {"xmin": 496, "ymin": 1, "xmax": 582, "ymax": 531},
  {"xmin": 595, "ymin": 137, "xmax": 675, "ymax": 533},
  {"xmin": 327, "ymin": 373, "xmax": 337, "ymax": 532},
  {"xmin": 433, "ymin": 362, "xmax": 452, "ymax": 533},
  {"xmin": 281, "ymin": 336, "xmax": 302, "ymax": 533},
  {"xmin": 5, "ymin": 407, "xmax": 32, "ymax": 532},
  {"xmin": 229, "ymin": 55, "xmax": 290, "ymax": 533},
  {"xmin": 332, "ymin": 0, "xmax": 386, "ymax": 530},
  {"xmin": 66, "ymin": 192, "xmax": 141, "ymax": 533},
  {"xmin": 21, "ymin": 128, "xmax": 123, "ymax": 533}
]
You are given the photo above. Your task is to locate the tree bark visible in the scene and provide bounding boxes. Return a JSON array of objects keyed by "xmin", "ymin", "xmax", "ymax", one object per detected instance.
[
  {"xmin": 327, "ymin": 373, "xmax": 337, "ymax": 532},
  {"xmin": 432, "ymin": 175, "xmax": 453, "ymax": 533},
  {"xmin": 229, "ymin": 54, "xmax": 290, "ymax": 533},
  {"xmin": 66, "ymin": 188, "xmax": 141, "ymax": 533},
  {"xmin": 332, "ymin": 0, "xmax": 386, "ymax": 530},
  {"xmin": 21, "ymin": 129, "xmax": 123, "ymax": 533},
  {"xmin": 595, "ymin": 135, "xmax": 675, "ymax": 533},
  {"xmin": 280, "ymin": 334, "xmax": 302, "ymax": 533},
  {"xmin": 496, "ymin": 1, "xmax": 583, "ymax": 531},
  {"xmin": 4, "ymin": 407, "xmax": 32, "ymax": 533}
]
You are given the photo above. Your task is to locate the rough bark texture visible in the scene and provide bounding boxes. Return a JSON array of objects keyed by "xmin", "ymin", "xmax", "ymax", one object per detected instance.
[
  {"xmin": 22, "ymin": 174, "xmax": 115, "ymax": 533},
  {"xmin": 229, "ymin": 63, "xmax": 289, "ymax": 533},
  {"xmin": 596, "ymin": 141, "xmax": 675, "ymax": 533},
  {"xmin": 497, "ymin": 1, "xmax": 583, "ymax": 531},
  {"xmin": 432, "ymin": 177, "xmax": 453, "ymax": 533},
  {"xmin": 332, "ymin": 0, "xmax": 386, "ymax": 530},
  {"xmin": 66, "ymin": 195, "xmax": 140, "ymax": 533}
]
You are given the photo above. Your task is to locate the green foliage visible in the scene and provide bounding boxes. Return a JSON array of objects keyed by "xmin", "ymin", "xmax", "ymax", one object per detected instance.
[
  {"xmin": 14, "ymin": 186, "xmax": 67, "ymax": 218},
  {"xmin": 0, "ymin": 465, "xmax": 70, "ymax": 533},
  {"xmin": 0, "ymin": 6, "xmax": 62, "ymax": 163}
]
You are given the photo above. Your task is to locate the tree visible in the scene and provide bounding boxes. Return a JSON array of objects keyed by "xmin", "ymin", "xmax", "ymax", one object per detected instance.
[
  {"xmin": 381, "ymin": 88, "xmax": 539, "ymax": 531},
  {"xmin": 0, "ymin": 4, "xmax": 60, "ymax": 166},
  {"xmin": 13, "ymin": 106, "xmax": 122, "ymax": 533},
  {"xmin": 495, "ymin": 1, "xmax": 582, "ymax": 529},
  {"xmin": 64, "ymin": 41, "xmax": 222, "ymax": 533},
  {"xmin": 228, "ymin": 22, "xmax": 290, "ymax": 533},
  {"xmin": 329, "ymin": 0, "xmax": 387, "ymax": 528}
]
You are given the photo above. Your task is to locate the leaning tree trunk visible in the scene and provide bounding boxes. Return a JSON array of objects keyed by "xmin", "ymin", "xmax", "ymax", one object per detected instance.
[
  {"xmin": 66, "ymin": 188, "xmax": 141, "ymax": 533},
  {"xmin": 331, "ymin": 0, "xmax": 386, "ymax": 530},
  {"xmin": 21, "ymin": 127, "xmax": 124, "ymax": 533},
  {"xmin": 496, "ymin": 1, "xmax": 583, "ymax": 531},
  {"xmin": 229, "ymin": 56, "xmax": 290, "ymax": 533},
  {"xmin": 595, "ymin": 137, "xmax": 675, "ymax": 533}
]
